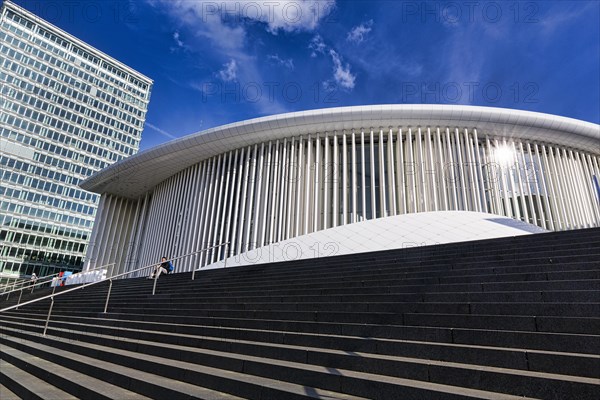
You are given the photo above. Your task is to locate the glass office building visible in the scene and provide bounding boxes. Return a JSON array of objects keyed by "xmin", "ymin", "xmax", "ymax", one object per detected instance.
[{"xmin": 0, "ymin": 0, "xmax": 152, "ymax": 279}]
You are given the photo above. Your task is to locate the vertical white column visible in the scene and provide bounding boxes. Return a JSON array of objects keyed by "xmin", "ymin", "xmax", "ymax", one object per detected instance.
[
  {"xmin": 206, "ymin": 156, "xmax": 222, "ymax": 261},
  {"xmin": 260, "ymin": 141, "xmax": 272, "ymax": 247},
  {"xmin": 388, "ymin": 128, "xmax": 397, "ymax": 215},
  {"xmin": 191, "ymin": 162, "xmax": 208, "ymax": 267},
  {"xmin": 202, "ymin": 157, "xmax": 219, "ymax": 265},
  {"xmin": 277, "ymin": 139, "xmax": 288, "ymax": 242},
  {"xmin": 224, "ymin": 150, "xmax": 239, "ymax": 258},
  {"xmin": 502, "ymin": 139, "xmax": 521, "ymax": 220},
  {"xmin": 493, "ymin": 139, "xmax": 512, "ymax": 218},
  {"xmin": 333, "ymin": 132, "xmax": 339, "ymax": 227},
  {"xmin": 511, "ymin": 141, "xmax": 529, "ymax": 223},
  {"xmin": 435, "ymin": 128, "xmax": 448, "ymax": 211},
  {"xmin": 236, "ymin": 147, "xmax": 251, "ymax": 254},
  {"xmin": 582, "ymin": 153, "xmax": 600, "ymax": 224},
  {"xmin": 313, "ymin": 134, "xmax": 320, "ymax": 231},
  {"xmin": 294, "ymin": 137, "xmax": 304, "ymax": 236},
  {"xmin": 230, "ymin": 148, "xmax": 244, "ymax": 256},
  {"xmin": 378, "ymin": 128, "xmax": 387, "ymax": 216},
  {"xmin": 218, "ymin": 151, "xmax": 232, "ymax": 257},
  {"xmin": 426, "ymin": 128, "xmax": 438, "ymax": 212},
  {"xmin": 360, "ymin": 130, "xmax": 367, "ymax": 220},
  {"xmin": 473, "ymin": 129, "xmax": 487, "ymax": 214},
  {"xmin": 323, "ymin": 133, "xmax": 329, "ymax": 229},
  {"xmin": 304, "ymin": 135, "xmax": 312, "ymax": 234},
  {"xmin": 546, "ymin": 145, "xmax": 568, "ymax": 229},
  {"xmin": 567, "ymin": 149, "xmax": 587, "ymax": 227},
  {"xmin": 286, "ymin": 137, "xmax": 296, "ymax": 239},
  {"xmin": 251, "ymin": 143, "xmax": 265, "ymax": 248},
  {"xmin": 454, "ymin": 129, "xmax": 468, "ymax": 211},
  {"xmin": 519, "ymin": 142, "xmax": 537, "ymax": 226},
  {"xmin": 446, "ymin": 129, "xmax": 458, "ymax": 210},
  {"xmin": 342, "ymin": 132, "xmax": 348, "ymax": 224},
  {"xmin": 416, "ymin": 127, "xmax": 426, "ymax": 212},
  {"xmin": 245, "ymin": 145, "xmax": 259, "ymax": 250},
  {"xmin": 528, "ymin": 143, "xmax": 546, "ymax": 229},
  {"xmin": 369, "ymin": 129, "xmax": 377, "ymax": 218},
  {"xmin": 210, "ymin": 154, "xmax": 226, "ymax": 262},
  {"xmin": 464, "ymin": 129, "xmax": 480, "ymax": 212},
  {"xmin": 540, "ymin": 144, "xmax": 561, "ymax": 230},
  {"xmin": 269, "ymin": 141, "xmax": 280, "ymax": 244},
  {"xmin": 397, "ymin": 128, "xmax": 406, "ymax": 214},
  {"xmin": 351, "ymin": 131, "xmax": 357, "ymax": 223},
  {"xmin": 572, "ymin": 150, "xmax": 594, "ymax": 227}
]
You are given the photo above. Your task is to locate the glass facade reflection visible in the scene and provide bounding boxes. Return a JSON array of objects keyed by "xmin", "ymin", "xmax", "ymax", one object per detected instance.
[{"xmin": 0, "ymin": 1, "xmax": 152, "ymax": 279}]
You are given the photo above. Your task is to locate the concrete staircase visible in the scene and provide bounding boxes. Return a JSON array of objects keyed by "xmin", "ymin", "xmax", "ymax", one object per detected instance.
[{"xmin": 1, "ymin": 228, "xmax": 599, "ymax": 399}]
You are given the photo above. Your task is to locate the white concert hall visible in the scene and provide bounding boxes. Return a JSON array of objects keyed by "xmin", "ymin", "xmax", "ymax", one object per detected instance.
[{"xmin": 80, "ymin": 105, "xmax": 600, "ymax": 275}]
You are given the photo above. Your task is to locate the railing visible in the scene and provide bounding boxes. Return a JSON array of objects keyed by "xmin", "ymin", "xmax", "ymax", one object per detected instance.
[
  {"xmin": 0, "ymin": 242, "xmax": 230, "ymax": 336},
  {"xmin": 2, "ymin": 262, "xmax": 116, "ymax": 305},
  {"xmin": 0, "ymin": 277, "xmax": 30, "ymax": 294}
]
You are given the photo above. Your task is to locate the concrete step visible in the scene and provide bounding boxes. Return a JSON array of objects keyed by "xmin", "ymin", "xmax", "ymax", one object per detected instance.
[
  {"xmin": 3, "ymin": 325, "xmax": 582, "ymax": 400},
  {"xmin": 3, "ymin": 310, "xmax": 599, "ymax": 356},
  {"xmin": 0, "ymin": 383, "xmax": 21, "ymax": 400},
  {"xmin": 4, "ymin": 314, "xmax": 599, "ymax": 380},
  {"xmin": 1, "ymin": 344, "xmax": 151, "ymax": 400},
  {"xmin": 0, "ymin": 359, "xmax": 72, "ymax": 400}
]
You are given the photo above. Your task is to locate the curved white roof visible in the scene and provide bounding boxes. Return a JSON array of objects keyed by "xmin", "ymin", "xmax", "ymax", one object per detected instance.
[
  {"xmin": 203, "ymin": 211, "xmax": 547, "ymax": 270},
  {"xmin": 81, "ymin": 105, "xmax": 600, "ymax": 198}
]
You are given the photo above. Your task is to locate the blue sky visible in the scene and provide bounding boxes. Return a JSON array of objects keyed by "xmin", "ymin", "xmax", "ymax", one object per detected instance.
[{"xmin": 11, "ymin": 0, "xmax": 600, "ymax": 150}]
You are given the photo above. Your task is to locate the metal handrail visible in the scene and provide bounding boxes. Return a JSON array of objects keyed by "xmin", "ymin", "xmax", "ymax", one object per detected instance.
[
  {"xmin": 0, "ymin": 242, "xmax": 230, "ymax": 336},
  {"xmin": 0, "ymin": 277, "xmax": 33, "ymax": 294},
  {"xmin": 2, "ymin": 262, "xmax": 115, "ymax": 300}
]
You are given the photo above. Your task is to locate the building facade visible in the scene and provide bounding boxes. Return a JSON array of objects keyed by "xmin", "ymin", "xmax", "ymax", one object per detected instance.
[
  {"xmin": 80, "ymin": 105, "xmax": 600, "ymax": 277},
  {"xmin": 0, "ymin": 1, "xmax": 152, "ymax": 279}
]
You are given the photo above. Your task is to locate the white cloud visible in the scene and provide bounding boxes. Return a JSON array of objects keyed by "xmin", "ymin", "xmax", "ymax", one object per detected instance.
[
  {"xmin": 309, "ymin": 34, "xmax": 327, "ymax": 57},
  {"xmin": 217, "ymin": 59, "xmax": 238, "ymax": 82},
  {"xmin": 329, "ymin": 50, "xmax": 355, "ymax": 90},
  {"xmin": 173, "ymin": 31, "xmax": 184, "ymax": 47},
  {"xmin": 267, "ymin": 54, "xmax": 295, "ymax": 70},
  {"xmin": 151, "ymin": 1, "xmax": 335, "ymax": 35},
  {"xmin": 347, "ymin": 19, "xmax": 373, "ymax": 44}
]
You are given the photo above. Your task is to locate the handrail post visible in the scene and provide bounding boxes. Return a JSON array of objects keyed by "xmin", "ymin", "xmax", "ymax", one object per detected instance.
[
  {"xmin": 43, "ymin": 297, "xmax": 54, "ymax": 336},
  {"xmin": 16, "ymin": 289, "xmax": 23, "ymax": 310},
  {"xmin": 152, "ymin": 275, "xmax": 158, "ymax": 295},
  {"xmin": 224, "ymin": 242, "xmax": 229, "ymax": 268},
  {"xmin": 103, "ymin": 279, "xmax": 113, "ymax": 313}
]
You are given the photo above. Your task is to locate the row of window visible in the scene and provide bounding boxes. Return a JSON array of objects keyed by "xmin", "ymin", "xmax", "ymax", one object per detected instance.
[
  {"xmin": 1, "ymin": 49, "xmax": 145, "ymax": 137},
  {"xmin": 0, "ymin": 262, "xmax": 82, "ymax": 277},
  {"xmin": 0, "ymin": 71, "xmax": 140, "ymax": 151},
  {"xmin": 0, "ymin": 185, "xmax": 97, "ymax": 217},
  {"xmin": 1, "ymin": 214, "xmax": 90, "ymax": 242},
  {"xmin": 1, "ymin": 198, "xmax": 94, "ymax": 229},
  {"xmin": 1, "ymin": 230, "xmax": 87, "ymax": 254},
  {"xmin": 1, "ymin": 19, "xmax": 149, "ymax": 105},
  {"xmin": 1, "ymin": 169, "xmax": 97, "ymax": 204},
  {"xmin": 1, "ymin": 81, "xmax": 139, "ymax": 156},
  {"xmin": 2, "ymin": 101, "xmax": 128, "ymax": 163},
  {"xmin": 0, "ymin": 62, "xmax": 145, "ymax": 137},
  {"xmin": 4, "ymin": 11, "xmax": 150, "ymax": 96},
  {"xmin": 1, "ymin": 127, "xmax": 111, "ymax": 172},
  {"xmin": 0, "ymin": 30, "xmax": 148, "ymax": 121},
  {"xmin": 0, "ymin": 247, "xmax": 83, "ymax": 268},
  {"xmin": 1, "ymin": 155, "xmax": 83, "ymax": 188}
]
